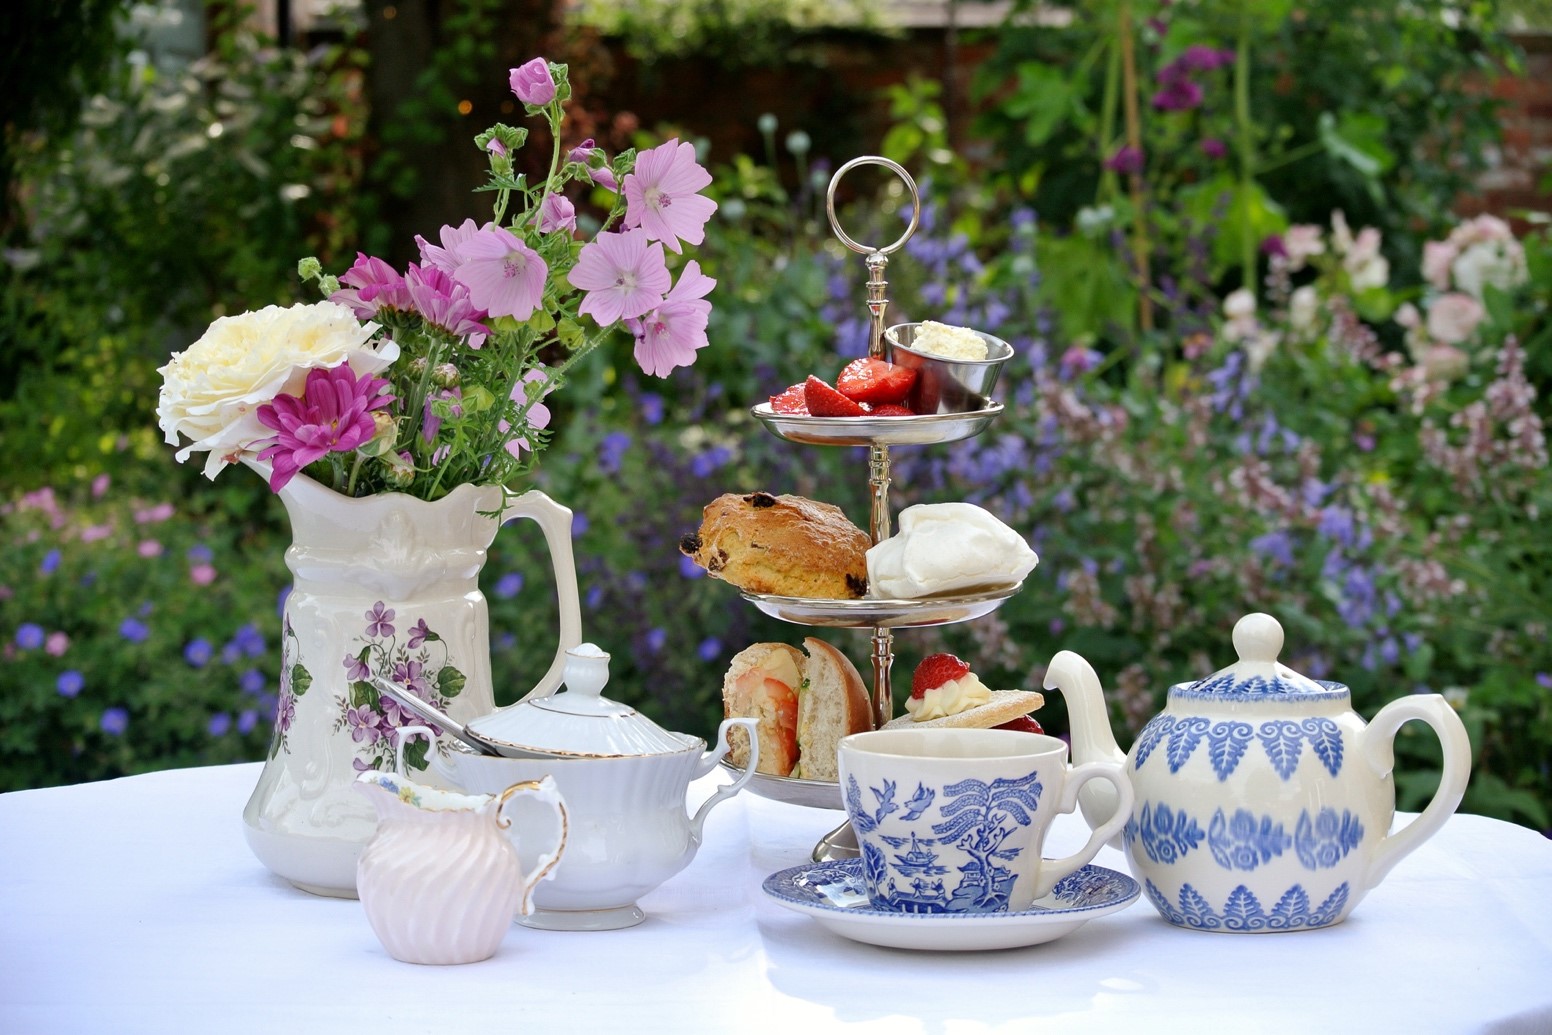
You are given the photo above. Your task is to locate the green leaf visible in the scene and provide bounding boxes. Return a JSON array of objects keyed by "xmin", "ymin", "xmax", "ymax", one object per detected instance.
[
  {"xmin": 290, "ymin": 663, "xmax": 312, "ymax": 697},
  {"xmin": 1034, "ymin": 232, "xmax": 1137, "ymax": 341},
  {"xmin": 1003, "ymin": 62, "xmax": 1076, "ymax": 148},
  {"xmin": 438, "ymin": 665, "xmax": 467, "ymax": 698},
  {"xmin": 1179, "ymin": 175, "xmax": 1288, "ymax": 277},
  {"xmin": 402, "ymin": 735, "xmax": 430, "ymax": 773},
  {"xmin": 350, "ymin": 680, "xmax": 375, "ymax": 709}
]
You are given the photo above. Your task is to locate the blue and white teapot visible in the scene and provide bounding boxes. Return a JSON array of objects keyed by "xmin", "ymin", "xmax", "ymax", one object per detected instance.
[{"xmin": 1046, "ymin": 612, "xmax": 1472, "ymax": 933}]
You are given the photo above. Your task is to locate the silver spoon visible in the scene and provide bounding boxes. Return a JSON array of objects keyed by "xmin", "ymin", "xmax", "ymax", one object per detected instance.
[{"xmin": 370, "ymin": 676, "xmax": 508, "ymax": 757}]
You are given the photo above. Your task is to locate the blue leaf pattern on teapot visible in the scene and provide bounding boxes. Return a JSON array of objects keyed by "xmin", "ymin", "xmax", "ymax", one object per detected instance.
[
  {"xmin": 1135, "ymin": 715, "xmax": 1345, "ymax": 781},
  {"xmin": 1146, "ymin": 878, "xmax": 1352, "ymax": 931}
]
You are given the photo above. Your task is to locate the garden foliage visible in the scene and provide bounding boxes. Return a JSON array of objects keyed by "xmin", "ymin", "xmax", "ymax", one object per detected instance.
[{"xmin": 2, "ymin": 3, "xmax": 1549, "ymax": 833}]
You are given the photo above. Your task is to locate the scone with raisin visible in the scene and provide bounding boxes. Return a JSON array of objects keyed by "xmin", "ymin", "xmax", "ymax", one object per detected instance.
[{"xmin": 679, "ymin": 492, "xmax": 869, "ymax": 599}]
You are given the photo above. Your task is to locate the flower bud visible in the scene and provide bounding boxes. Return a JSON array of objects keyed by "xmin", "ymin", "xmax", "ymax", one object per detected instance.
[
  {"xmin": 785, "ymin": 130, "xmax": 810, "ymax": 156},
  {"xmin": 432, "ymin": 362, "xmax": 460, "ymax": 388},
  {"xmin": 297, "ymin": 257, "xmax": 323, "ymax": 282},
  {"xmin": 410, "ymin": 356, "xmax": 430, "ymax": 378},
  {"xmin": 381, "ymin": 451, "xmax": 416, "ymax": 489},
  {"xmin": 356, "ymin": 412, "xmax": 399, "ymax": 457},
  {"xmin": 757, "ymin": 113, "xmax": 778, "ymax": 136}
]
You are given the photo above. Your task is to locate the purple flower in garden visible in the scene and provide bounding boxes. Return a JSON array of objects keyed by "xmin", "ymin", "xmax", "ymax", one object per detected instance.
[
  {"xmin": 568, "ymin": 138, "xmax": 599, "ymax": 164},
  {"xmin": 344, "ymin": 654, "xmax": 371, "ymax": 682},
  {"xmin": 509, "ymin": 57, "xmax": 556, "ymax": 106},
  {"xmin": 678, "ymin": 554, "xmax": 704, "ymax": 579},
  {"xmin": 598, "ymin": 431, "xmax": 632, "ymax": 474},
  {"xmin": 404, "ymin": 262, "xmax": 490, "ymax": 344},
  {"xmin": 119, "ymin": 618, "xmax": 149, "ymax": 643},
  {"xmin": 638, "ymin": 393, "xmax": 664, "ymax": 426},
  {"xmin": 407, "ymin": 618, "xmax": 433, "ymax": 649},
  {"xmin": 570, "ymin": 229, "xmax": 672, "ymax": 325},
  {"xmin": 590, "ymin": 165, "xmax": 618, "ymax": 192},
  {"xmin": 494, "ymin": 572, "xmax": 524, "ymax": 599},
  {"xmin": 365, "ymin": 601, "xmax": 395, "ymax": 638},
  {"xmin": 697, "ymin": 637, "xmax": 721, "ymax": 662},
  {"xmin": 623, "ymin": 139, "xmax": 718, "ymax": 254},
  {"xmin": 585, "ymin": 584, "xmax": 605, "ymax": 609},
  {"xmin": 645, "ymin": 628, "xmax": 667, "ymax": 653},
  {"xmin": 256, "ymin": 365, "xmax": 395, "ymax": 492},
  {"xmin": 57, "ymin": 670, "xmax": 84, "ymax": 698},
  {"xmin": 40, "ymin": 550, "xmax": 60, "ymax": 575},
  {"xmin": 208, "ymin": 713, "xmax": 232, "ymax": 737},
  {"xmin": 15, "ymin": 623, "xmax": 44, "ymax": 650},
  {"xmin": 330, "ymin": 253, "xmax": 411, "ymax": 319},
  {"xmin": 183, "ymin": 638, "xmax": 213, "ymax": 667},
  {"xmin": 572, "ymin": 511, "xmax": 589, "ymax": 537},
  {"xmin": 237, "ymin": 710, "xmax": 258, "ymax": 734},
  {"xmin": 1249, "ymin": 530, "xmax": 1296, "ymax": 568},
  {"xmin": 415, "ymin": 218, "xmax": 485, "ymax": 276},
  {"xmin": 539, "ymin": 194, "xmax": 577, "ymax": 235},
  {"xmin": 1175, "ymin": 45, "xmax": 1235, "ymax": 73},
  {"xmin": 691, "ymin": 445, "xmax": 732, "ymax": 478},
  {"xmin": 240, "ymin": 668, "xmax": 266, "ymax": 694},
  {"xmin": 1317, "ymin": 506, "xmax": 1356, "ymax": 548},
  {"xmin": 100, "ymin": 707, "xmax": 129, "ymax": 736},
  {"xmin": 627, "ymin": 260, "xmax": 716, "ymax": 377},
  {"xmin": 1200, "ymin": 138, "xmax": 1227, "ymax": 160},
  {"xmin": 1152, "ymin": 77, "xmax": 1204, "ymax": 111},
  {"xmin": 453, "ymin": 225, "xmax": 549, "ymax": 321},
  {"xmin": 232, "ymin": 623, "xmax": 265, "ymax": 657},
  {"xmin": 1104, "ymin": 145, "xmax": 1145, "ymax": 175}
]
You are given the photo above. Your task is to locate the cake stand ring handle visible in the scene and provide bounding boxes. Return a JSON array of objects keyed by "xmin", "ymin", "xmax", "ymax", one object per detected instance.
[{"xmin": 824, "ymin": 156, "xmax": 922, "ymax": 257}]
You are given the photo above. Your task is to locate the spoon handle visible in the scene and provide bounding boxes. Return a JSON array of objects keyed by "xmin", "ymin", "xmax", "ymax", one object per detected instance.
[{"xmin": 369, "ymin": 676, "xmax": 502, "ymax": 757}]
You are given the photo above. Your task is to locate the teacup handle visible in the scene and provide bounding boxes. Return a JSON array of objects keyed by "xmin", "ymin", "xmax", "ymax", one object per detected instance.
[
  {"xmin": 495, "ymin": 775, "xmax": 569, "ymax": 917},
  {"xmin": 393, "ymin": 725, "xmax": 436, "ymax": 779},
  {"xmin": 502, "ymin": 489, "xmax": 584, "ymax": 704},
  {"xmin": 1359, "ymin": 693, "xmax": 1472, "ymax": 890},
  {"xmin": 687, "ymin": 718, "xmax": 760, "ymax": 842},
  {"xmin": 1026, "ymin": 762, "xmax": 1135, "ymax": 904}
]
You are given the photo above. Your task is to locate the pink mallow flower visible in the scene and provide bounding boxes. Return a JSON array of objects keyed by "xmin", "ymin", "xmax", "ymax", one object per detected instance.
[
  {"xmin": 330, "ymin": 254, "xmax": 411, "ymax": 319},
  {"xmin": 416, "ymin": 219, "xmax": 487, "ymax": 276},
  {"xmin": 500, "ymin": 368, "xmax": 554, "ymax": 456},
  {"xmin": 453, "ymin": 226, "xmax": 548, "ymax": 321},
  {"xmin": 627, "ymin": 261, "xmax": 716, "ymax": 378},
  {"xmin": 539, "ymin": 193, "xmax": 577, "ymax": 234},
  {"xmin": 509, "ymin": 58, "xmax": 555, "ymax": 106},
  {"xmin": 256, "ymin": 365, "xmax": 395, "ymax": 492},
  {"xmin": 623, "ymin": 139, "xmax": 717, "ymax": 254},
  {"xmin": 569, "ymin": 228, "xmax": 671, "ymax": 326}
]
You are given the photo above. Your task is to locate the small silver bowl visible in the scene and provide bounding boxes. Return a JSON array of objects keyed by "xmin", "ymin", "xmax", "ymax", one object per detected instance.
[{"xmin": 883, "ymin": 322, "xmax": 1013, "ymax": 414}]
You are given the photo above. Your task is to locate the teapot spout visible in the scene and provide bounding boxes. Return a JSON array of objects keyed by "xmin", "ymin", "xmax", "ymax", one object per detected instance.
[{"xmin": 1044, "ymin": 650, "xmax": 1128, "ymax": 833}]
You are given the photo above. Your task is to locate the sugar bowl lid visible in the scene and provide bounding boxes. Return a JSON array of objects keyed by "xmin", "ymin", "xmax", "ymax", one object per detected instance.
[
  {"xmin": 465, "ymin": 643, "xmax": 693, "ymax": 757},
  {"xmin": 1172, "ymin": 613, "xmax": 1347, "ymax": 700}
]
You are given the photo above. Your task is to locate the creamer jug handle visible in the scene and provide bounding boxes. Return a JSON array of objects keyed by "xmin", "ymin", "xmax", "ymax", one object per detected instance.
[{"xmin": 1360, "ymin": 694, "xmax": 1472, "ymax": 890}]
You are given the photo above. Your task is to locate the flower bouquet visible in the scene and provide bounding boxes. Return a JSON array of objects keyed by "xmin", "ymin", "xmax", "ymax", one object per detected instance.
[{"xmin": 157, "ymin": 58, "xmax": 717, "ymax": 501}]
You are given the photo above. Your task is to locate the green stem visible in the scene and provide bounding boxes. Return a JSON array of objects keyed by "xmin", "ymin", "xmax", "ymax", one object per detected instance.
[
  {"xmin": 1098, "ymin": 28, "xmax": 1122, "ymax": 204},
  {"xmin": 1235, "ymin": 3, "xmax": 1256, "ymax": 290},
  {"xmin": 528, "ymin": 103, "xmax": 565, "ymax": 230},
  {"xmin": 346, "ymin": 453, "xmax": 365, "ymax": 497}
]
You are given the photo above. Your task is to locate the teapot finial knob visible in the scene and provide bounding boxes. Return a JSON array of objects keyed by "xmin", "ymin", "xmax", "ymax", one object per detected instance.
[
  {"xmin": 1232, "ymin": 613, "xmax": 1284, "ymax": 664},
  {"xmin": 562, "ymin": 642, "xmax": 611, "ymax": 699}
]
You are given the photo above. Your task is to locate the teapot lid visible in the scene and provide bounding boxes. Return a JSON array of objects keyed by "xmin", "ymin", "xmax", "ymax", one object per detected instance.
[
  {"xmin": 465, "ymin": 643, "xmax": 694, "ymax": 757},
  {"xmin": 1173, "ymin": 613, "xmax": 1346, "ymax": 700}
]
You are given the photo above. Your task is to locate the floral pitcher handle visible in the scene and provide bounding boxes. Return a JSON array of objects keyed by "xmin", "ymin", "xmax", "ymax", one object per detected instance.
[{"xmin": 502, "ymin": 489, "xmax": 584, "ymax": 702}]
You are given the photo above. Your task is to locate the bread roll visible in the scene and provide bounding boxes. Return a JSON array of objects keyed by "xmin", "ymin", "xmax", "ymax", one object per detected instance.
[
  {"xmin": 680, "ymin": 492, "xmax": 869, "ymax": 599},
  {"xmin": 722, "ymin": 638, "xmax": 871, "ymax": 779},
  {"xmin": 793, "ymin": 637, "xmax": 871, "ymax": 781}
]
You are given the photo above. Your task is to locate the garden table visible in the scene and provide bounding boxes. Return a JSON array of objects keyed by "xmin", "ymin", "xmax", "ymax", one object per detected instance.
[{"xmin": 1, "ymin": 762, "xmax": 1549, "ymax": 1034}]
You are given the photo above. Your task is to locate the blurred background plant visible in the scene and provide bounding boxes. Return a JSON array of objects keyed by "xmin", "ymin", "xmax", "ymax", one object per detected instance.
[{"xmin": 3, "ymin": 0, "xmax": 1549, "ymax": 833}]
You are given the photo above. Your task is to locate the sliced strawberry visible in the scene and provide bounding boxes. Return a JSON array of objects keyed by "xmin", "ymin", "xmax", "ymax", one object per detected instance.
[
  {"xmin": 911, "ymin": 652, "xmax": 972, "ymax": 698},
  {"xmin": 865, "ymin": 403, "xmax": 915, "ymax": 417},
  {"xmin": 836, "ymin": 357, "xmax": 917, "ymax": 405},
  {"xmin": 994, "ymin": 714, "xmax": 1045, "ymax": 734},
  {"xmin": 769, "ymin": 382, "xmax": 809, "ymax": 414},
  {"xmin": 803, "ymin": 375, "xmax": 868, "ymax": 417}
]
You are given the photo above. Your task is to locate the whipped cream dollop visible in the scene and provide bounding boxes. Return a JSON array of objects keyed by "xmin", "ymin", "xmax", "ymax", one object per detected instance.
[
  {"xmin": 908, "ymin": 321, "xmax": 989, "ymax": 361},
  {"xmin": 904, "ymin": 672, "xmax": 992, "ymax": 721},
  {"xmin": 866, "ymin": 502, "xmax": 1039, "ymax": 599}
]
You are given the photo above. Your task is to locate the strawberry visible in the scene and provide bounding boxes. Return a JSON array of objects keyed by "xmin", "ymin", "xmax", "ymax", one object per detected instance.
[
  {"xmin": 769, "ymin": 382, "xmax": 809, "ymax": 414},
  {"xmin": 911, "ymin": 652, "xmax": 972, "ymax": 698},
  {"xmin": 994, "ymin": 714, "xmax": 1045, "ymax": 734},
  {"xmin": 865, "ymin": 403, "xmax": 915, "ymax": 417},
  {"xmin": 836, "ymin": 357, "xmax": 917, "ymax": 405},
  {"xmin": 803, "ymin": 375, "xmax": 868, "ymax": 417}
]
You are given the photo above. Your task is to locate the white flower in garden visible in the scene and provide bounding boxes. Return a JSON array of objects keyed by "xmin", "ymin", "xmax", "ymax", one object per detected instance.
[
  {"xmin": 1426, "ymin": 291, "xmax": 1486, "ymax": 345},
  {"xmin": 1342, "ymin": 224, "xmax": 1390, "ymax": 292},
  {"xmin": 1223, "ymin": 287, "xmax": 1256, "ymax": 322},
  {"xmin": 157, "ymin": 301, "xmax": 395, "ymax": 479},
  {"xmin": 1451, "ymin": 239, "xmax": 1528, "ymax": 300},
  {"xmin": 1281, "ymin": 224, "xmax": 1325, "ymax": 271},
  {"xmin": 1288, "ymin": 285, "xmax": 1321, "ymax": 337},
  {"xmin": 1394, "ymin": 301, "xmax": 1421, "ymax": 330},
  {"xmin": 1243, "ymin": 328, "xmax": 1282, "ymax": 372},
  {"xmin": 1422, "ymin": 239, "xmax": 1456, "ymax": 291},
  {"xmin": 1419, "ymin": 343, "xmax": 1469, "ymax": 382}
]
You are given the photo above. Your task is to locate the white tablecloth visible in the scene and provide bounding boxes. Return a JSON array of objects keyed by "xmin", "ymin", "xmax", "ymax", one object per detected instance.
[{"xmin": 2, "ymin": 763, "xmax": 1550, "ymax": 1034}]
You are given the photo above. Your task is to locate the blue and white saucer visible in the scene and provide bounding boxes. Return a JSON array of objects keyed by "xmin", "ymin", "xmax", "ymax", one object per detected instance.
[{"xmin": 761, "ymin": 860, "xmax": 1140, "ymax": 951}]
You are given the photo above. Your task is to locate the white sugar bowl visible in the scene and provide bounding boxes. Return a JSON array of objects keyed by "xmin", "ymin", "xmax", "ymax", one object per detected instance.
[{"xmin": 432, "ymin": 643, "xmax": 758, "ymax": 931}]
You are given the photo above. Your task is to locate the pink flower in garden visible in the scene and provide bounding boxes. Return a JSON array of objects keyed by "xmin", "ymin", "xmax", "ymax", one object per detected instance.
[
  {"xmin": 404, "ymin": 263, "xmax": 489, "ymax": 345},
  {"xmin": 81, "ymin": 524, "xmax": 112, "ymax": 543},
  {"xmin": 45, "ymin": 631, "xmax": 70, "ymax": 657},
  {"xmin": 190, "ymin": 563, "xmax": 217, "ymax": 586},
  {"xmin": 568, "ymin": 139, "xmax": 598, "ymax": 164},
  {"xmin": 539, "ymin": 193, "xmax": 577, "ymax": 234},
  {"xmin": 626, "ymin": 261, "xmax": 716, "ymax": 378},
  {"xmin": 137, "ymin": 540, "xmax": 163, "ymax": 558},
  {"xmin": 1200, "ymin": 137, "xmax": 1227, "ymax": 160},
  {"xmin": 255, "ymin": 365, "xmax": 395, "ymax": 492},
  {"xmin": 1103, "ymin": 145, "xmax": 1144, "ymax": 175},
  {"xmin": 485, "ymin": 137, "xmax": 507, "ymax": 159},
  {"xmin": 134, "ymin": 502, "xmax": 174, "ymax": 524},
  {"xmin": 509, "ymin": 58, "xmax": 555, "ymax": 106},
  {"xmin": 1426, "ymin": 292, "xmax": 1486, "ymax": 345},
  {"xmin": 623, "ymin": 139, "xmax": 718, "ymax": 253},
  {"xmin": 91, "ymin": 474, "xmax": 110, "ymax": 498},
  {"xmin": 1422, "ymin": 239, "xmax": 1456, "ymax": 291},
  {"xmin": 569, "ymin": 229, "xmax": 671, "ymax": 325},
  {"xmin": 453, "ymin": 226, "xmax": 548, "ymax": 320},
  {"xmin": 500, "ymin": 368, "xmax": 554, "ymax": 456},
  {"xmin": 590, "ymin": 165, "xmax": 618, "ymax": 192},
  {"xmin": 1279, "ymin": 225, "xmax": 1326, "ymax": 272},
  {"xmin": 1152, "ymin": 77, "xmax": 1203, "ymax": 111},
  {"xmin": 330, "ymin": 254, "xmax": 411, "ymax": 319},
  {"xmin": 415, "ymin": 218, "xmax": 486, "ymax": 276},
  {"xmin": 1420, "ymin": 343, "xmax": 1470, "ymax": 382},
  {"xmin": 422, "ymin": 388, "xmax": 463, "ymax": 442}
]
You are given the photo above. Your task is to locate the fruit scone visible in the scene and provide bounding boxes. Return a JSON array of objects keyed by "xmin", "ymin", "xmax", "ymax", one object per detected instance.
[
  {"xmin": 883, "ymin": 652, "xmax": 1045, "ymax": 733},
  {"xmin": 722, "ymin": 637, "xmax": 871, "ymax": 780},
  {"xmin": 679, "ymin": 491, "xmax": 870, "ymax": 599}
]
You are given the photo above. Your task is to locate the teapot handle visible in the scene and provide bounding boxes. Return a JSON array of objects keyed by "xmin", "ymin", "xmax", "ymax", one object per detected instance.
[
  {"xmin": 687, "ymin": 718, "xmax": 760, "ymax": 842},
  {"xmin": 502, "ymin": 489, "xmax": 584, "ymax": 704},
  {"xmin": 495, "ymin": 775, "xmax": 570, "ymax": 917},
  {"xmin": 1360, "ymin": 693, "xmax": 1472, "ymax": 890}
]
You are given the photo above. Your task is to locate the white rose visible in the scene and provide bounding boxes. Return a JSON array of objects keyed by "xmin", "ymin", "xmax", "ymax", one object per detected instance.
[
  {"xmin": 1426, "ymin": 292, "xmax": 1486, "ymax": 345},
  {"xmin": 1450, "ymin": 239, "xmax": 1527, "ymax": 300},
  {"xmin": 1348, "ymin": 254, "xmax": 1390, "ymax": 292},
  {"xmin": 157, "ymin": 301, "xmax": 395, "ymax": 479}
]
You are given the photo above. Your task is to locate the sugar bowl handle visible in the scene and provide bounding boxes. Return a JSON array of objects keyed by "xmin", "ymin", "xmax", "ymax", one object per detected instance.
[
  {"xmin": 688, "ymin": 718, "xmax": 760, "ymax": 841},
  {"xmin": 1360, "ymin": 694, "xmax": 1472, "ymax": 890}
]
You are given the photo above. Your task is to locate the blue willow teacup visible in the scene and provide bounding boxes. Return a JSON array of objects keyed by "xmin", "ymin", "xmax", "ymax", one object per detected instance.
[{"xmin": 838, "ymin": 728, "xmax": 1132, "ymax": 915}]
